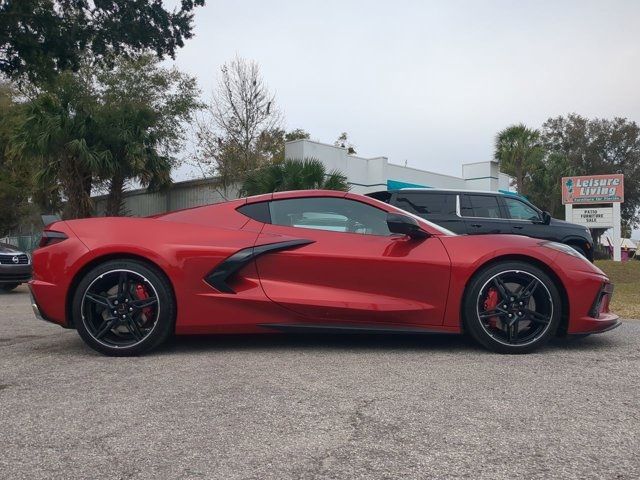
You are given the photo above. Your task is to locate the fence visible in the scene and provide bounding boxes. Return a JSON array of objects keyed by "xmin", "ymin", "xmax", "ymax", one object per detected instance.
[{"xmin": 1, "ymin": 234, "xmax": 41, "ymax": 253}]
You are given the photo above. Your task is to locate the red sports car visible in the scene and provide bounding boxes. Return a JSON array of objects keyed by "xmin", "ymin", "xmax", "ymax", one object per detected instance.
[{"xmin": 29, "ymin": 190, "xmax": 619, "ymax": 356}]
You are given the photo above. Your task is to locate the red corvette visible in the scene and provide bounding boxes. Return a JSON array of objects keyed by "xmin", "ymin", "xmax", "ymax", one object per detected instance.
[{"xmin": 29, "ymin": 190, "xmax": 619, "ymax": 356}]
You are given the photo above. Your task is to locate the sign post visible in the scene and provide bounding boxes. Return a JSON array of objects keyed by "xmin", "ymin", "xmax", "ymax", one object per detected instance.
[{"xmin": 562, "ymin": 174, "xmax": 624, "ymax": 261}]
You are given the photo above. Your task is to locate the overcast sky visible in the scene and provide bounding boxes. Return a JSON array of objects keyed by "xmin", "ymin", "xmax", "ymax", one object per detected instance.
[{"xmin": 168, "ymin": 0, "xmax": 640, "ymax": 180}]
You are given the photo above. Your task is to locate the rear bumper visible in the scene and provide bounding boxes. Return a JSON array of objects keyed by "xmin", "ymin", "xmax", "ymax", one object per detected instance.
[
  {"xmin": 28, "ymin": 285, "xmax": 67, "ymax": 327},
  {"xmin": 28, "ymin": 280, "xmax": 70, "ymax": 327},
  {"xmin": 0, "ymin": 264, "xmax": 32, "ymax": 284}
]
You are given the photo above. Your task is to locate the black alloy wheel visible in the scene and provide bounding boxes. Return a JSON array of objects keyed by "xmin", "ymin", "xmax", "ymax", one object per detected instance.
[
  {"xmin": 464, "ymin": 261, "xmax": 561, "ymax": 354},
  {"xmin": 72, "ymin": 260, "xmax": 174, "ymax": 356}
]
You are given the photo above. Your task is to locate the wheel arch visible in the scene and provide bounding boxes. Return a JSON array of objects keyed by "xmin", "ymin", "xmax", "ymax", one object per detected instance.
[
  {"xmin": 65, "ymin": 252, "xmax": 177, "ymax": 328},
  {"xmin": 461, "ymin": 254, "xmax": 570, "ymax": 336},
  {"xmin": 561, "ymin": 237, "xmax": 593, "ymax": 261},
  {"xmin": 561, "ymin": 235, "xmax": 590, "ymax": 246}
]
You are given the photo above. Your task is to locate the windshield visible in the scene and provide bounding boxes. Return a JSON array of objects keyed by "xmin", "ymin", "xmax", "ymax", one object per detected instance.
[
  {"xmin": 401, "ymin": 209, "xmax": 456, "ymax": 235},
  {"xmin": 363, "ymin": 194, "xmax": 456, "ymax": 236}
]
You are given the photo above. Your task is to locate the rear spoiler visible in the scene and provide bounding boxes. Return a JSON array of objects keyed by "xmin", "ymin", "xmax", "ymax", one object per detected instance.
[{"xmin": 41, "ymin": 214, "xmax": 61, "ymax": 227}]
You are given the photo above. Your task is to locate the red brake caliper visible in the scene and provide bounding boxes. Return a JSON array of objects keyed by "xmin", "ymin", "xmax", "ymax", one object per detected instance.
[
  {"xmin": 134, "ymin": 283, "xmax": 153, "ymax": 322},
  {"xmin": 483, "ymin": 287, "xmax": 499, "ymax": 328}
]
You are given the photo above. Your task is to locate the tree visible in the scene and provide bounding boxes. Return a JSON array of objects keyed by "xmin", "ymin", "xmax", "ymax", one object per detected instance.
[
  {"xmin": 196, "ymin": 56, "xmax": 283, "ymax": 193},
  {"xmin": 10, "ymin": 56, "xmax": 199, "ymax": 219},
  {"xmin": 240, "ymin": 158, "xmax": 349, "ymax": 196},
  {"xmin": 541, "ymin": 114, "xmax": 640, "ymax": 230},
  {"xmin": 0, "ymin": 0, "xmax": 205, "ymax": 83},
  {"xmin": 0, "ymin": 81, "xmax": 33, "ymax": 235},
  {"xmin": 525, "ymin": 152, "xmax": 571, "ymax": 219},
  {"xmin": 494, "ymin": 124, "xmax": 544, "ymax": 196},
  {"xmin": 334, "ymin": 132, "xmax": 356, "ymax": 155},
  {"xmin": 11, "ymin": 70, "xmax": 107, "ymax": 219},
  {"xmin": 254, "ymin": 127, "xmax": 310, "ymax": 164},
  {"xmin": 285, "ymin": 129, "xmax": 311, "ymax": 143},
  {"xmin": 95, "ymin": 55, "xmax": 201, "ymax": 215}
]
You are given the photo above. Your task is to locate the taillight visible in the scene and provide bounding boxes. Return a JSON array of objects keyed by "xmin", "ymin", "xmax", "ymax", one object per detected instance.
[{"xmin": 39, "ymin": 231, "xmax": 68, "ymax": 248}]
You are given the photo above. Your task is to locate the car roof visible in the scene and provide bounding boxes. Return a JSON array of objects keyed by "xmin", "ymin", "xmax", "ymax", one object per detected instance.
[
  {"xmin": 387, "ymin": 188, "xmax": 518, "ymax": 195},
  {"xmin": 245, "ymin": 189, "xmax": 348, "ymax": 204}
]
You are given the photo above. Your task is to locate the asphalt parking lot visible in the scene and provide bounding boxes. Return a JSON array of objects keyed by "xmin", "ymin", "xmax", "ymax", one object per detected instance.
[{"xmin": 1, "ymin": 285, "xmax": 639, "ymax": 480}]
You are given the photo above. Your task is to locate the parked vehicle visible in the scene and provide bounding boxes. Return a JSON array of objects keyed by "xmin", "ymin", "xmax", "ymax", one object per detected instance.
[
  {"xmin": 28, "ymin": 190, "xmax": 618, "ymax": 356},
  {"xmin": 367, "ymin": 189, "xmax": 594, "ymax": 260},
  {"xmin": 0, "ymin": 242, "xmax": 32, "ymax": 292}
]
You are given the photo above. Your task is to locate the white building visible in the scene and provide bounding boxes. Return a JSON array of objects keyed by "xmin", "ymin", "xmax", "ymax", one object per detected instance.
[{"xmin": 285, "ymin": 139, "xmax": 513, "ymax": 194}]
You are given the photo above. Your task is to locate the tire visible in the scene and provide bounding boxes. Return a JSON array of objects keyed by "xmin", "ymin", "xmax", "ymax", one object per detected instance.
[
  {"xmin": 72, "ymin": 259, "xmax": 175, "ymax": 356},
  {"xmin": 463, "ymin": 261, "xmax": 561, "ymax": 354},
  {"xmin": 1, "ymin": 283, "xmax": 20, "ymax": 292},
  {"xmin": 569, "ymin": 244, "xmax": 587, "ymax": 259}
]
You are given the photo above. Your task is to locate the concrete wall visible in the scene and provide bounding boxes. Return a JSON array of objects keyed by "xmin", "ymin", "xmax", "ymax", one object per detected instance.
[
  {"xmin": 285, "ymin": 139, "xmax": 512, "ymax": 194},
  {"xmin": 91, "ymin": 140, "xmax": 515, "ymax": 218},
  {"xmin": 93, "ymin": 179, "xmax": 239, "ymax": 217},
  {"xmin": 286, "ymin": 140, "xmax": 387, "ymax": 193},
  {"xmin": 462, "ymin": 161, "xmax": 500, "ymax": 191},
  {"xmin": 386, "ymin": 163, "xmax": 465, "ymax": 190}
]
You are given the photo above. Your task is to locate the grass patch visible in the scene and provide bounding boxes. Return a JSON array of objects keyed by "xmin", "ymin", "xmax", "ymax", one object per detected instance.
[{"xmin": 595, "ymin": 260, "xmax": 640, "ymax": 319}]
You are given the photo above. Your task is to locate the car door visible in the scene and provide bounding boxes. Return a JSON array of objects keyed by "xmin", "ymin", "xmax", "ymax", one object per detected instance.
[
  {"xmin": 252, "ymin": 196, "xmax": 451, "ymax": 327},
  {"xmin": 460, "ymin": 194, "xmax": 512, "ymax": 234},
  {"xmin": 391, "ymin": 192, "xmax": 467, "ymax": 234},
  {"xmin": 501, "ymin": 196, "xmax": 549, "ymax": 238}
]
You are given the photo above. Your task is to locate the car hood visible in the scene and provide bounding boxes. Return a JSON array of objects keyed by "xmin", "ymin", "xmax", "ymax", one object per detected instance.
[
  {"xmin": 549, "ymin": 218, "xmax": 584, "ymax": 230},
  {"xmin": 0, "ymin": 242, "xmax": 24, "ymax": 254}
]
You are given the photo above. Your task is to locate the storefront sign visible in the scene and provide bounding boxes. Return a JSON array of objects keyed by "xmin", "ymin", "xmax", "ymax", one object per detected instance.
[
  {"xmin": 562, "ymin": 174, "xmax": 624, "ymax": 204},
  {"xmin": 571, "ymin": 207, "xmax": 614, "ymax": 228}
]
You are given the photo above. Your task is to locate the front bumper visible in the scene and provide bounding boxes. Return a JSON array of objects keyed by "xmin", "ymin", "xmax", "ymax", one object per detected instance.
[
  {"xmin": 568, "ymin": 281, "xmax": 620, "ymax": 334},
  {"xmin": 0, "ymin": 264, "xmax": 32, "ymax": 284}
]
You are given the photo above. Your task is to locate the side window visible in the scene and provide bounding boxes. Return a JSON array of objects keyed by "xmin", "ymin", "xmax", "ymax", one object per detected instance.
[
  {"xmin": 504, "ymin": 197, "xmax": 540, "ymax": 221},
  {"xmin": 460, "ymin": 195, "xmax": 473, "ymax": 217},
  {"xmin": 268, "ymin": 197, "xmax": 392, "ymax": 236},
  {"xmin": 394, "ymin": 193, "xmax": 456, "ymax": 216},
  {"xmin": 237, "ymin": 202, "xmax": 271, "ymax": 223},
  {"xmin": 463, "ymin": 195, "xmax": 503, "ymax": 218}
]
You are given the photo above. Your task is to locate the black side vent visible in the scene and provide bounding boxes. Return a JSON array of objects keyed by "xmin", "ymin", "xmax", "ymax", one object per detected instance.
[{"xmin": 205, "ymin": 239, "xmax": 314, "ymax": 294}]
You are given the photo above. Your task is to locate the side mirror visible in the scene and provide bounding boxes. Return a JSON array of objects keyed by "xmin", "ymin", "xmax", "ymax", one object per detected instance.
[
  {"xmin": 533, "ymin": 211, "xmax": 551, "ymax": 225},
  {"xmin": 387, "ymin": 213, "xmax": 429, "ymax": 239}
]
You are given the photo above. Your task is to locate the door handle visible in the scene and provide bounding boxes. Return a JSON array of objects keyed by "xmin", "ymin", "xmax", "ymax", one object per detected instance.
[
  {"xmin": 513, "ymin": 226, "xmax": 524, "ymax": 230},
  {"xmin": 470, "ymin": 224, "xmax": 482, "ymax": 228}
]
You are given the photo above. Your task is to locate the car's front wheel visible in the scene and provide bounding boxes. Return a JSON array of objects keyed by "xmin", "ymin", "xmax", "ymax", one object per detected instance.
[
  {"xmin": 72, "ymin": 259, "xmax": 175, "ymax": 356},
  {"xmin": 463, "ymin": 261, "xmax": 561, "ymax": 354}
]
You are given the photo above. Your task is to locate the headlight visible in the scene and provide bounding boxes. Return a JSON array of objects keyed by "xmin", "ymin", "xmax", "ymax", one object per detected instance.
[{"xmin": 540, "ymin": 241, "xmax": 586, "ymax": 259}]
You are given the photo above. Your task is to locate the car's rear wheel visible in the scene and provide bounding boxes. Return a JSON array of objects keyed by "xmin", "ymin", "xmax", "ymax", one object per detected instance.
[
  {"xmin": 463, "ymin": 261, "xmax": 561, "ymax": 354},
  {"xmin": 1, "ymin": 283, "xmax": 20, "ymax": 292},
  {"xmin": 72, "ymin": 260, "xmax": 175, "ymax": 356}
]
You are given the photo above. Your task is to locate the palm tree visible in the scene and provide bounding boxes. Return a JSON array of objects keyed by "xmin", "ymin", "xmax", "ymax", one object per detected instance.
[
  {"xmin": 97, "ymin": 104, "xmax": 171, "ymax": 216},
  {"xmin": 11, "ymin": 73, "xmax": 109, "ymax": 219},
  {"xmin": 96, "ymin": 55, "xmax": 200, "ymax": 216},
  {"xmin": 241, "ymin": 158, "xmax": 349, "ymax": 196},
  {"xmin": 494, "ymin": 124, "xmax": 544, "ymax": 196}
]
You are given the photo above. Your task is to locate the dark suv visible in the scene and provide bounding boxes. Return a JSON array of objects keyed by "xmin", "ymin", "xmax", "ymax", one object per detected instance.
[{"xmin": 368, "ymin": 189, "xmax": 594, "ymax": 260}]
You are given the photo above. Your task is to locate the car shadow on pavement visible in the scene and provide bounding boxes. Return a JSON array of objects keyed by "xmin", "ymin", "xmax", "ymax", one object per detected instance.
[
  {"xmin": 161, "ymin": 332, "xmax": 476, "ymax": 354},
  {"xmin": 29, "ymin": 327, "xmax": 622, "ymax": 358},
  {"xmin": 150, "ymin": 331, "xmax": 620, "ymax": 356}
]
